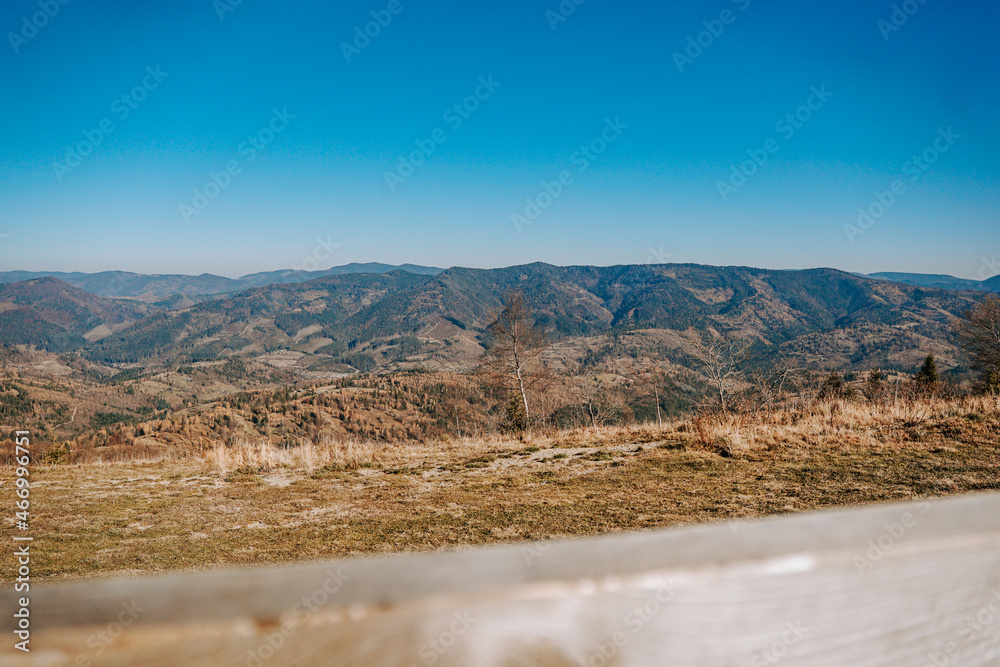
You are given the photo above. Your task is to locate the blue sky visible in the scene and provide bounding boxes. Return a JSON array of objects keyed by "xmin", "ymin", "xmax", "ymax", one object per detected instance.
[{"xmin": 1, "ymin": 0, "xmax": 997, "ymax": 279}]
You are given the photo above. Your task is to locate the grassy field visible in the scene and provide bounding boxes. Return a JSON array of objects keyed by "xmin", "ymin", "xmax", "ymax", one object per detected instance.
[{"xmin": 4, "ymin": 396, "xmax": 999, "ymax": 582}]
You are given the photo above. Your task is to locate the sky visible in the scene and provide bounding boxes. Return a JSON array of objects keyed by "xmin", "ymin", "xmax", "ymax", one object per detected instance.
[{"xmin": 0, "ymin": 0, "xmax": 998, "ymax": 279}]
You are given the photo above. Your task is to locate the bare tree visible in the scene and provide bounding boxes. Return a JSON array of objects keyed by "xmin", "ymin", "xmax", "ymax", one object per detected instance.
[
  {"xmin": 479, "ymin": 291, "xmax": 550, "ymax": 430},
  {"xmin": 690, "ymin": 330, "xmax": 754, "ymax": 413},
  {"xmin": 954, "ymin": 296, "xmax": 1000, "ymax": 392},
  {"xmin": 576, "ymin": 375, "xmax": 629, "ymax": 428},
  {"xmin": 752, "ymin": 366, "xmax": 810, "ymax": 413},
  {"xmin": 651, "ymin": 374, "xmax": 663, "ymax": 427},
  {"xmin": 632, "ymin": 362, "xmax": 667, "ymax": 427}
]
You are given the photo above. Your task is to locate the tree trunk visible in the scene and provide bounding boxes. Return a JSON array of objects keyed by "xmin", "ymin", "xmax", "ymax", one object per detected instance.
[
  {"xmin": 515, "ymin": 363, "xmax": 530, "ymax": 429},
  {"xmin": 654, "ymin": 385, "xmax": 662, "ymax": 427}
]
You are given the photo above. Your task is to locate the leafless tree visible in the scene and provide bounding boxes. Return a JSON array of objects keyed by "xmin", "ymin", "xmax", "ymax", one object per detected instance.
[
  {"xmin": 745, "ymin": 366, "xmax": 807, "ymax": 414},
  {"xmin": 479, "ymin": 291, "xmax": 550, "ymax": 430},
  {"xmin": 651, "ymin": 375, "xmax": 663, "ymax": 427},
  {"xmin": 631, "ymin": 362, "xmax": 667, "ymax": 427},
  {"xmin": 690, "ymin": 330, "xmax": 755, "ymax": 413},
  {"xmin": 954, "ymin": 296, "xmax": 1000, "ymax": 392},
  {"xmin": 576, "ymin": 375, "xmax": 629, "ymax": 428}
]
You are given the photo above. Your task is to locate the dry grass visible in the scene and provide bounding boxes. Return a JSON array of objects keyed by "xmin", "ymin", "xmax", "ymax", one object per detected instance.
[
  {"xmin": 3, "ymin": 396, "xmax": 998, "ymax": 583},
  {"xmin": 206, "ymin": 435, "xmax": 500, "ymax": 478},
  {"xmin": 204, "ymin": 395, "xmax": 1000, "ymax": 476}
]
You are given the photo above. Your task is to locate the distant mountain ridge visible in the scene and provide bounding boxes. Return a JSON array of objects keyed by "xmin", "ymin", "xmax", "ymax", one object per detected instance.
[
  {"xmin": 0, "ymin": 263, "xmax": 989, "ymax": 379},
  {"xmin": 0, "ymin": 263, "xmax": 444, "ymax": 301},
  {"xmin": 1, "ymin": 266, "xmax": 994, "ymax": 303},
  {"xmin": 0, "ymin": 277, "xmax": 151, "ymax": 352},
  {"xmin": 12, "ymin": 262, "xmax": 975, "ymax": 372},
  {"xmin": 866, "ymin": 272, "xmax": 1000, "ymax": 293}
]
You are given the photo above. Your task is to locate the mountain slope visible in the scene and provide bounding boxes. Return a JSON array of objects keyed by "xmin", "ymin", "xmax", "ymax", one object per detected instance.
[
  {"xmin": 238, "ymin": 262, "xmax": 444, "ymax": 289},
  {"xmin": 73, "ymin": 264, "xmax": 982, "ymax": 375},
  {"xmin": 0, "ymin": 271, "xmax": 243, "ymax": 300},
  {"xmin": 82, "ymin": 271, "xmax": 436, "ymax": 364},
  {"xmin": 0, "ymin": 278, "xmax": 150, "ymax": 351},
  {"xmin": 867, "ymin": 272, "xmax": 1000, "ymax": 293},
  {"xmin": 0, "ymin": 264, "xmax": 445, "ymax": 301}
]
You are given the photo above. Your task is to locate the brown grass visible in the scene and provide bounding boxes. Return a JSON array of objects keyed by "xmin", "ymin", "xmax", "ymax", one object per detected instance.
[
  {"xmin": 206, "ymin": 435, "xmax": 499, "ymax": 477},
  {"xmin": 3, "ymin": 396, "xmax": 998, "ymax": 582}
]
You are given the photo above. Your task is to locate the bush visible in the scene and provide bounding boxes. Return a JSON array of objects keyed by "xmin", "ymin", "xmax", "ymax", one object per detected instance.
[
  {"xmin": 818, "ymin": 373, "xmax": 856, "ymax": 401},
  {"xmin": 501, "ymin": 397, "xmax": 528, "ymax": 433},
  {"xmin": 42, "ymin": 447, "xmax": 69, "ymax": 465},
  {"xmin": 865, "ymin": 368, "xmax": 886, "ymax": 402},
  {"xmin": 549, "ymin": 405, "xmax": 586, "ymax": 429}
]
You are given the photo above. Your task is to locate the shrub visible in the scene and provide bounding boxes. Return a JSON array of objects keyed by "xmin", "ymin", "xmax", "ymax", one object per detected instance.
[{"xmin": 914, "ymin": 355, "xmax": 939, "ymax": 388}]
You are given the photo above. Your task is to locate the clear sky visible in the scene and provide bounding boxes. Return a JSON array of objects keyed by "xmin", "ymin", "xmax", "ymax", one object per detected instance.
[{"xmin": 1, "ymin": 0, "xmax": 997, "ymax": 279}]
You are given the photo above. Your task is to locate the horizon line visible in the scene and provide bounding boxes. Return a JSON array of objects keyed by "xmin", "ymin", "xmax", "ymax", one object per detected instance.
[{"xmin": 0, "ymin": 262, "xmax": 996, "ymax": 284}]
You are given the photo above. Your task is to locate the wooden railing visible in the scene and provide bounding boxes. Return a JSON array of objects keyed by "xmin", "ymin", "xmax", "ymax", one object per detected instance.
[{"xmin": 4, "ymin": 493, "xmax": 1000, "ymax": 665}]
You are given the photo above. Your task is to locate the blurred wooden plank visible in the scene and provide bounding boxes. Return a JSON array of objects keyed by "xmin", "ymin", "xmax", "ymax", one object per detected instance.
[{"xmin": 4, "ymin": 493, "xmax": 1000, "ymax": 666}]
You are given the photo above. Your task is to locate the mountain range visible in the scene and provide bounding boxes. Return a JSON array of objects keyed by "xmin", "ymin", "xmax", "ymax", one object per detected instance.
[
  {"xmin": 0, "ymin": 263, "xmax": 444, "ymax": 303},
  {"xmin": 866, "ymin": 272, "xmax": 1000, "ymax": 293},
  {"xmin": 0, "ymin": 277, "xmax": 150, "ymax": 352},
  {"xmin": 0, "ymin": 263, "xmax": 986, "ymax": 378},
  {"xmin": 2, "ymin": 265, "xmax": 995, "ymax": 304}
]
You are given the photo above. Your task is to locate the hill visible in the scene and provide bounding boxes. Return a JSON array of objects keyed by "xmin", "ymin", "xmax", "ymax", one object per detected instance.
[
  {"xmin": 72, "ymin": 263, "xmax": 981, "ymax": 376},
  {"xmin": 0, "ymin": 263, "xmax": 444, "ymax": 302},
  {"xmin": 867, "ymin": 272, "xmax": 1000, "ymax": 293},
  {"xmin": 0, "ymin": 278, "xmax": 150, "ymax": 352}
]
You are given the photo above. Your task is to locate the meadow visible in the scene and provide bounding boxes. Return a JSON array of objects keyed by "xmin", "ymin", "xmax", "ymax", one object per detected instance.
[{"xmin": 6, "ymin": 395, "xmax": 998, "ymax": 582}]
